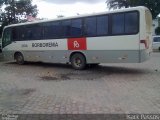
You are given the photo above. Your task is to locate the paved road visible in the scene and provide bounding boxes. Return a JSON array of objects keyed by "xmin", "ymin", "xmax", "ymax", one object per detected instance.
[{"xmin": 0, "ymin": 53, "xmax": 160, "ymax": 114}]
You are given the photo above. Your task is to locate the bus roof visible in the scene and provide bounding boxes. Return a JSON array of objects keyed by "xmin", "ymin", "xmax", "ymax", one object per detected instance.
[{"xmin": 4, "ymin": 6, "xmax": 148, "ymax": 29}]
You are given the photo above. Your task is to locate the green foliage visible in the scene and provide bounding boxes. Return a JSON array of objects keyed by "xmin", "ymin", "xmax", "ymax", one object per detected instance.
[
  {"xmin": 1, "ymin": 0, "xmax": 38, "ymax": 24},
  {"xmin": 106, "ymin": 0, "xmax": 160, "ymax": 19},
  {"xmin": 155, "ymin": 27, "xmax": 160, "ymax": 35},
  {"xmin": 0, "ymin": 0, "xmax": 38, "ymax": 36}
]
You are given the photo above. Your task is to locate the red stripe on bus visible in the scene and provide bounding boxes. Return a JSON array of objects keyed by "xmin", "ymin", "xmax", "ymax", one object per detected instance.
[{"xmin": 67, "ymin": 38, "xmax": 87, "ymax": 50}]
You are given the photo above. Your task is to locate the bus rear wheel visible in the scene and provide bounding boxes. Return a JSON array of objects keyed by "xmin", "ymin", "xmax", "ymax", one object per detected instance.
[
  {"xmin": 71, "ymin": 53, "xmax": 86, "ymax": 70},
  {"xmin": 15, "ymin": 52, "xmax": 24, "ymax": 65}
]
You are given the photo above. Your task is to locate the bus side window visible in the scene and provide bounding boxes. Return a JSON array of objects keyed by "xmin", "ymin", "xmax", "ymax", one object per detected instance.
[
  {"xmin": 32, "ymin": 24, "xmax": 43, "ymax": 40},
  {"xmin": 97, "ymin": 15, "xmax": 109, "ymax": 35},
  {"xmin": 25, "ymin": 27, "xmax": 33, "ymax": 40},
  {"xmin": 44, "ymin": 21, "xmax": 62, "ymax": 39},
  {"xmin": 2, "ymin": 28, "xmax": 12, "ymax": 48},
  {"xmin": 125, "ymin": 12, "xmax": 138, "ymax": 34},
  {"xmin": 62, "ymin": 20, "xmax": 71, "ymax": 37},
  {"xmin": 84, "ymin": 17, "xmax": 97, "ymax": 36},
  {"xmin": 112, "ymin": 13, "xmax": 125, "ymax": 34},
  {"xmin": 71, "ymin": 19, "xmax": 82, "ymax": 37},
  {"xmin": 12, "ymin": 27, "xmax": 19, "ymax": 41},
  {"xmin": 19, "ymin": 26, "xmax": 25, "ymax": 41}
]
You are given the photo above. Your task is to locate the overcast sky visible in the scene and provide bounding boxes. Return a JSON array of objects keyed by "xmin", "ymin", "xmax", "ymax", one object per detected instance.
[{"xmin": 32, "ymin": 0, "xmax": 107, "ymax": 19}]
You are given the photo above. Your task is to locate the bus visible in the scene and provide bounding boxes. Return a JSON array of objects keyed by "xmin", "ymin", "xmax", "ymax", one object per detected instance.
[{"xmin": 1, "ymin": 6, "xmax": 152, "ymax": 70}]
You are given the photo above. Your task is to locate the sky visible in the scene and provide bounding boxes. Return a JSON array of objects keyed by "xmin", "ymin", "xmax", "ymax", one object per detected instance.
[{"xmin": 32, "ymin": 0, "xmax": 107, "ymax": 19}]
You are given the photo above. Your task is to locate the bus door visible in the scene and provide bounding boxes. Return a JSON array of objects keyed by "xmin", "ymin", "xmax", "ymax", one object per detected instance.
[{"xmin": 2, "ymin": 28, "xmax": 12, "ymax": 49}]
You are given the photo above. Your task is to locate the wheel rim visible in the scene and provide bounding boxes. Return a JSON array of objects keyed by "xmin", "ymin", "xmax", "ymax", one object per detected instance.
[
  {"xmin": 71, "ymin": 53, "xmax": 86, "ymax": 70},
  {"xmin": 17, "ymin": 56, "xmax": 22, "ymax": 62},
  {"xmin": 16, "ymin": 54, "xmax": 23, "ymax": 64},
  {"xmin": 74, "ymin": 57, "xmax": 82, "ymax": 67}
]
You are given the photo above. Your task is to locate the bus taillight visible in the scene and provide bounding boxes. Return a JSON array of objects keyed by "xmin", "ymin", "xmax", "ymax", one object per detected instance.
[{"xmin": 140, "ymin": 40, "xmax": 149, "ymax": 49}]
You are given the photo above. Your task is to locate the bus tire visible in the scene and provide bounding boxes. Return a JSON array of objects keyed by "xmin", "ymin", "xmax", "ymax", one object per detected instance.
[
  {"xmin": 71, "ymin": 53, "xmax": 86, "ymax": 70},
  {"xmin": 15, "ymin": 52, "xmax": 24, "ymax": 65},
  {"xmin": 159, "ymin": 47, "xmax": 160, "ymax": 51}
]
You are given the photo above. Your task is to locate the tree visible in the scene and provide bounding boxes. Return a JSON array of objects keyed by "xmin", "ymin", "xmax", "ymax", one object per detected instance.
[
  {"xmin": 106, "ymin": 0, "xmax": 160, "ymax": 19},
  {"xmin": 0, "ymin": 0, "xmax": 5, "ymax": 7},
  {"xmin": 1, "ymin": 0, "xmax": 38, "ymax": 24},
  {"xmin": 106, "ymin": 0, "xmax": 130, "ymax": 9},
  {"xmin": 0, "ymin": 0, "xmax": 38, "ymax": 37}
]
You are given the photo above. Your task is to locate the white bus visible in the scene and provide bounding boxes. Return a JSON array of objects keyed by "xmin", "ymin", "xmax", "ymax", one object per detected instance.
[{"xmin": 2, "ymin": 6, "xmax": 152, "ymax": 70}]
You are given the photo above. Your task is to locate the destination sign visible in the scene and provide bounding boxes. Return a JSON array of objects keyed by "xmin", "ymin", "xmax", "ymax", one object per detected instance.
[{"xmin": 32, "ymin": 42, "xmax": 58, "ymax": 47}]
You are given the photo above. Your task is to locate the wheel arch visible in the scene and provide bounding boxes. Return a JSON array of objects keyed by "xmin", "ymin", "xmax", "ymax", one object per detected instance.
[
  {"xmin": 69, "ymin": 51, "xmax": 87, "ymax": 63},
  {"xmin": 14, "ymin": 51, "xmax": 23, "ymax": 60}
]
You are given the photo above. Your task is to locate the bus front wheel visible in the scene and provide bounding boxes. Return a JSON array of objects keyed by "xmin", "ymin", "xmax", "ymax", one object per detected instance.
[
  {"xmin": 15, "ymin": 52, "xmax": 24, "ymax": 65},
  {"xmin": 71, "ymin": 53, "xmax": 86, "ymax": 70}
]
